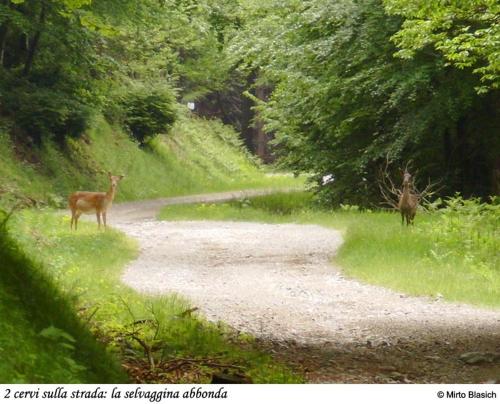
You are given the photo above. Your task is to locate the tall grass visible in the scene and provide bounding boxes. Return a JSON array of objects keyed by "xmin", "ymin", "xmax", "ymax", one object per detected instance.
[
  {"xmin": 158, "ymin": 192, "xmax": 313, "ymax": 222},
  {"xmin": 159, "ymin": 192, "xmax": 500, "ymax": 308},
  {"xmin": 8, "ymin": 210, "xmax": 300, "ymax": 383},
  {"xmin": 0, "ymin": 114, "xmax": 301, "ymax": 209},
  {"xmin": 418, "ymin": 196, "xmax": 499, "ymax": 279},
  {"xmin": 0, "ymin": 211, "xmax": 127, "ymax": 383}
]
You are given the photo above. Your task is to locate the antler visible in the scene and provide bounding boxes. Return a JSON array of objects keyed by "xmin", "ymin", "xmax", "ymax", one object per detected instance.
[
  {"xmin": 403, "ymin": 160, "xmax": 412, "ymax": 174},
  {"xmin": 377, "ymin": 155, "xmax": 402, "ymax": 209},
  {"xmin": 412, "ymin": 175, "xmax": 443, "ymax": 206},
  {"xmin": 378, "ymin": 155, "xmax": 442, "ymax": 210}
]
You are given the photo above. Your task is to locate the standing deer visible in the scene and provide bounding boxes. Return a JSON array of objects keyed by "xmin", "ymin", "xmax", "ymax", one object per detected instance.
[
  {"xmin": 398, "ymin": 171, "xmax": 418, "ymax": 226},
  {"xmin": 69, "ymin": 172, "xmax": 124, "ymax": 230},
  {"xmin": 378, "ymin": 157, "xmax": 438, "ymax": 225}
]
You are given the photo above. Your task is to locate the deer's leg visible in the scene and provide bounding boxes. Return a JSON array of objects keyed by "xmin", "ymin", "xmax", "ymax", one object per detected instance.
[
  {"xmin": 401, "ymin": 212, "xmax": 405, "ymax": 225},
  {"xmin": 102, "ymin": 211, "xmax": 107, "ymax": 229},
  {"xmin": 70, "ymin": 211, "xmax": 74, "ymax": 230},
  {"xmin": 96, "ymin": 212, "xmax": 101, "ymax": 229},
  {"xmin": 75, "ymin": 212, "xmax": 82, "ymax": 231}
]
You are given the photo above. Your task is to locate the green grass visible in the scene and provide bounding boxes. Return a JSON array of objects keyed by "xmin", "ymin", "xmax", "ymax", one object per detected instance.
[
  {"xmin": 0, "ymin": 114, "xmax": 301, "ymax": 209},
  {"xmin": 0, "ymin": 212, "xmax": 127, "ymax": 383},
  {"xmin": 7, "ymin": 209, "xmax": 301, "ymax": 383},
  {"xmin": 158, "ymin": 192, "xmax": 500, "ymax": 308},
  {"xmin": 159, "ymin": 192, "xmax": 314, "ymax": 222}
]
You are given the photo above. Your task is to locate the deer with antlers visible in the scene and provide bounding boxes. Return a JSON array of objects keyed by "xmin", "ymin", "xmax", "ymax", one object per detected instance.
[
  {"xmin": 378, "ymin": 157, "xmax": 438, "ymax": 226},
  {"xmin": 69, "ymin": 172, "xmax": 124, "ymax": 230},
  {"xmin": 398, "ymin": 170, "xmax": 418, "ymax": 225}
]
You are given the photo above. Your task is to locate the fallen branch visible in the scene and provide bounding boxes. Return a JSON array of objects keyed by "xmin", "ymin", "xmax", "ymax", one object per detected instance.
[
  {"xmin": 162, "ymin": 357, "xmax": 246, "ymax": 373},
  {"xmin": 129, "ymin": 334, "xmax": 155, "ymax": 370},
  {"xmin": 178, "ymin": 307, "xmax": 199, "ymax": 318}
]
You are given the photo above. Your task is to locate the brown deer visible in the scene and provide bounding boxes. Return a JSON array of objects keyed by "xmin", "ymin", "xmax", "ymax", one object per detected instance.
[
  {"xmin": 69, "ymin": 172, "xmax": 124, "ymax": 230},
  {"xmin": 398, "ymin": 171, "xmax": 418, "ymax": 226},
  {"xmin": 378, "ymin": 157, "xmax": 439, "ymax": 225}
]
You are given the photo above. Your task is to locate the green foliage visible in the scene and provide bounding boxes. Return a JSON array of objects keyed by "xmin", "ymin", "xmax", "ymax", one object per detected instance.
[
  {"xmin": 1, "ymin": 79, "xmax": 93, "ymax": 143},
  {"xmin": 89, "ymin": 0, "xmax": 242, "ymax": 100},
  {"xmin": 121, "ymin": 85, "xmax": 177, "ymax": 143},
  {"xmin": 0, "ymin": 0, "xmax": 109, "ymax": 142},
  {"xmin": 339, "ymin": 204, "xmax": 360, "ymax": 212},
  {"xmin": 384, "ymin": 0, "xmax": 500, "ymax": 92},
  {"xmin": 1, "ymin": 0, "xmax": 496, "ymax": 206},
  {"xmin": 228, "ymin": 0, "xmax": 500, "ymax": 206},
  {"xmin": 0, "ymin": 114, "xmax": 300, "ymax": 209},
  {"xmin": 419, "ymin": 195, "xmax": 500, "ymax": 277},
  {"xmin": 0, "ymin": 0, "xmax": 251, "ymax": 144}
]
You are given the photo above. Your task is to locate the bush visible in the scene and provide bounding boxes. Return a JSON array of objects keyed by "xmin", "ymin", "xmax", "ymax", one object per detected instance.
[
  {"xmin": 121, "ymin": 86, "xmax": 177, "ymax": 144},
  {"xmin": 0, "ymin": 76, "xmax": 93, "ymax": 144},
  {"xmin": 16, "ymin": 92, "xmax": 92, "ymax": 143}
]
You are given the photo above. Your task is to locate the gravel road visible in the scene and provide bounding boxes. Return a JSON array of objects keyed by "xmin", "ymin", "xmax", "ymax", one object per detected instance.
[{"xmin": 110, "ymin": 190, "xmax": 500, "ymax": 383}]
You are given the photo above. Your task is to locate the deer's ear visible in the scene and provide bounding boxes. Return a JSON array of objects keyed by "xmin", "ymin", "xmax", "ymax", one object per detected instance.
[
  {"xmin": 108, "ymin": 171, "xmax": 112, "ymax": 178},
  {"xmin": 119, "ymin": 175, "xmax": 125, "ymax": 180}
]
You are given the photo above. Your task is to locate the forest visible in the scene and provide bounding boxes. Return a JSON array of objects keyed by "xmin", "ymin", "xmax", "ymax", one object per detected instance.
[
  {"xmin": 0, "ymin": 0, "xmax": 499, "ymax": 388},
  {"xmin": 0, "ymin": 0, "xmax": 498, "ymax": 205}
]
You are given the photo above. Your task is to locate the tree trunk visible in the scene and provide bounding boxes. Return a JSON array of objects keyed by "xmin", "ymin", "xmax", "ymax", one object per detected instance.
[
  {"xmin": 443, "ymin": 130, "xmax": 452, "ymax": 169},
  {"xmin": 254, "ymin": 85, "xmax": 273, "ymax": 163},
  {"xmin": 441, "ymin": 129, "xmax": 453, "ymax": 193},
  {"xmin": 455, "ymin": 117, "xmax": 470, "ymax": 196},
  {"xmin": 23, "ymin": 2, "xmax": 46, "ymax": 76},
  {"xmin": 0, "ymin": 24, "xmax": 8, "ymax": 67},
  {"xmin": 0, "ymin": 0, "xmax": 11, "ymax": 67},
  {"xmin": 491, "ymin": 157, "xmax": 500, "ymax": 196}
]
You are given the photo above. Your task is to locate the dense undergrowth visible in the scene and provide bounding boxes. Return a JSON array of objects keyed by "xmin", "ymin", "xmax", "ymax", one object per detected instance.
[
  {"xmin": 159, "ymin": 192, "xmax": 500, "ymax": 308},
  {"xmin": 7, "ymin": 210, "xmax": 300, "ymax": 383},
  {"xmin": 0, "ymin": 113, "xmax": 298, "ymax": 209}
]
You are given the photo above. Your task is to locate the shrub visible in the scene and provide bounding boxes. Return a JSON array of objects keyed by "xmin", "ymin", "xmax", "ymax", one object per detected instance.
[
  {"xmin": 15, "ymin": 92, "xmax": 92, "ymax": 143},
  {"xmin": 121, "ymin": 85, "xmax": 177, "ymax": 144},
  {"xmin": 1, "ymin": 77, "xmax": 93, "ymax": 144}
]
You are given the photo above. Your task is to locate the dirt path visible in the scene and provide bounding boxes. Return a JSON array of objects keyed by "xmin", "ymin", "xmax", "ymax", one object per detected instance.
[{"xmin": 111, "ymin": 191, "xmax": 500, "ymax": 383}]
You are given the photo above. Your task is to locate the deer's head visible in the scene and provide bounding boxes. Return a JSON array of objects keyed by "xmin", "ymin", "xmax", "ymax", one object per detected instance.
[
  {"xmin": 108, "ymin": 172, "xmax": 125, "ymax": 191},
  {"xmin": 402, "ymin": 171, "xmax": 412, "ymax": 187}
]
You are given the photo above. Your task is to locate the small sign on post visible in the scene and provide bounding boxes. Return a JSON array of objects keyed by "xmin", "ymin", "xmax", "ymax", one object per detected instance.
[{"xmin": 187, "ymin": 102, "xmax": 195, "ymax": 111}]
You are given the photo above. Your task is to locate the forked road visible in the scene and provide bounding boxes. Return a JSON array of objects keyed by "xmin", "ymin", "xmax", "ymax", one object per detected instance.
[{"xmin": 111, "ymin": 190, "xmax": 500, "ymax": 383}]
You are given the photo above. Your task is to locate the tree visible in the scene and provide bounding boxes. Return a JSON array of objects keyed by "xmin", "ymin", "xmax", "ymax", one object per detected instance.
[
  {"xmin": 228, "ymin": 0, "xmax": 500, "ymax": 205},
  {"xmin": 384, "ymin": 0, "xmax": 500, "ymax": 93},
  {"xmin": 0, "ymin": 0, "xmax": 111, "ymax": 142},
  {"xmin": 0, "ymin": 0, "xmax": 235, "ymax": 142}
]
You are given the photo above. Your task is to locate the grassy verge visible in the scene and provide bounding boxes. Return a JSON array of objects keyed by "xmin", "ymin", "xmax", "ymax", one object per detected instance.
[
  {"xmin": 0, "ymin": 212, "xmax": 127, "ymax": 383},
  {"xmin": 158, "ymin": 192, "xmax": 500, "ymax": 308},
  {"xmin": 0, "ymin": 114, "xmax": 301, "ymax": 209},
  {"xmin": 7, "ymin": 209, "xmax": 301, "ymax": 383}
]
